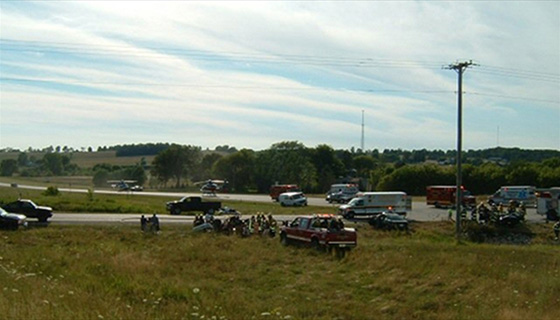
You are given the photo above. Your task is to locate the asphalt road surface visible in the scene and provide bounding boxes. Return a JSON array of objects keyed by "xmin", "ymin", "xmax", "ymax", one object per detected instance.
[
  {"xmin": 1, "ymin": 182, "xmax": 544, "ymax": 225},
  {"xmin": 47, "ymin": 204, "xmax": 542, "ymax": 226}
]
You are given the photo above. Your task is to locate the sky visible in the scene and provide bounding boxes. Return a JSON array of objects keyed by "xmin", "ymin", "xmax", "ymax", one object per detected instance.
[{"xmin": 0, "ymin": 1, "xmax": 559, "ymax": 152}]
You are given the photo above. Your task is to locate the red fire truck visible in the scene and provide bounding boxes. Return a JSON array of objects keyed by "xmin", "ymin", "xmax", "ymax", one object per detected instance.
[{"xmin": 426, "ymin": 185, "xmax": 476, "ymax": 208}]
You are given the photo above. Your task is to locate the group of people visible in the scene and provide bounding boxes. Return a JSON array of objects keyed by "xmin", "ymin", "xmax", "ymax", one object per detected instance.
[
  {"xmin": 472, "ymin": 200, "xmax": 527, "ymax": 224},
  {"xmin": 192, "ymin": 212, "xmax": 278, "ymax": 237},
  {"xmin": 140, "ymin": 214, "xmax": 160, "ymax": 233},
  {"xmin": 311, "ymin": 216, "xmax": 345, "ymax": 231}
]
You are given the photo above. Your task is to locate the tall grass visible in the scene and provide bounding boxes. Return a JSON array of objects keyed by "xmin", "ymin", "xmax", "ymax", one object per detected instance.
[{"xmin": 1, "ymin": 223, "xmax": 559, "ymax": 319}]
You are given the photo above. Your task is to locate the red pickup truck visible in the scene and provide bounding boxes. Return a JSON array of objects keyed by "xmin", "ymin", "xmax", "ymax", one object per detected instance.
[{"xmin": 279, "ymin": 214, "xmax": 357, "ymax": 257}]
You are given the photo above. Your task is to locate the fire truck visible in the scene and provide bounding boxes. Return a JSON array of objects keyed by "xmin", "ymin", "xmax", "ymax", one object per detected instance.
[{"xmin": 426, "ymin": 185, "xmax": 476, "ymax": 208}]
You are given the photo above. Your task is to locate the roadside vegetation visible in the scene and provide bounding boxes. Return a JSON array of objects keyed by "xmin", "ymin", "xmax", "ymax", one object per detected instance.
[
  {"xmin": 0, "ymin": 186, "xmax": 330, "ymax": 216},
  {"xmin": 1, "ymin": 223, "xmax": 558, "ymax": 319}
]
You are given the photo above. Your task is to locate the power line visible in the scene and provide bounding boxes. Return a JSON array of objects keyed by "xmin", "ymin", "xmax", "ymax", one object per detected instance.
[
  {"xmin": 2, "ymin": 76, "xmax": 558, "ymax": 105},
  {"xmin": 0, "ymin": 39, "xmax": 446, "ymax": 69}
]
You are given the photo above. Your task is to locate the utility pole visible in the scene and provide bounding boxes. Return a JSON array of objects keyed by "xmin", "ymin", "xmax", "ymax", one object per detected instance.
[
  {"xmin": 361, "ymin": 110, "xmax": 365, "ymax": 152},
  {"xmin": 445, "ymin": 60, "xmax": 476, "ymax": 239}
]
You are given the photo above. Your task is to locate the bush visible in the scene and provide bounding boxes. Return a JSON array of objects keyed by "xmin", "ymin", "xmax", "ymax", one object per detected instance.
[{"xmin": 43, "ymin": 185, "xmax": 60, "ymax": 196}]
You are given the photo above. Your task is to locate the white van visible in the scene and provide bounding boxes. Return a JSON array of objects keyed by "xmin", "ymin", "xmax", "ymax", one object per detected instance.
[
  {"xmin": 338, "ymin": 191, "xmax": 410, "ymax": 219},
  {"xmin": 279, "ymin": 192, "xmax": 308, "ymax": 207},
  {"xmin": 489, "ymin": 186, "xmax": 536, "ymax": 206},
  {"xmin": 326, "ymin": 184, "xmax": 359, "ymax": 203}
]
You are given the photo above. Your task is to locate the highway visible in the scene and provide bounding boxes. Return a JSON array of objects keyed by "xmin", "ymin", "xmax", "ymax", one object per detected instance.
[{"xmin": 1, "ymin": 182, "xmax": 544, "ymax": 225}]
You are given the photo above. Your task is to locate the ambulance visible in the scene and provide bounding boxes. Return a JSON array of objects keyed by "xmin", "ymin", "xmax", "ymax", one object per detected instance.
[
  {"xmin": 489, "ymin": 186, "xmax": 537, "ymax": 206},
  {"xmin": 338, "ymin": 191, "xmax": 411, "ymax": 219}
]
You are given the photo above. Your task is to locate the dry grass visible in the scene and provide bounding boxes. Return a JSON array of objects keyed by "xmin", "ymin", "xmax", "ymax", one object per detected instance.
[{"xmin": 1, "ymin": 223, "xmax": 559, "ymax": 319}]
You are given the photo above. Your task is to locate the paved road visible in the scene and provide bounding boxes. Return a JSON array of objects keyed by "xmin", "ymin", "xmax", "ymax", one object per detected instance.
[
  {"xmin": 47, "ymin": 205, "xmax": 542, "ymax": 226},
  {"xmin": 2, "ymin": 182, "xmax": 544, "ymax": 225}
]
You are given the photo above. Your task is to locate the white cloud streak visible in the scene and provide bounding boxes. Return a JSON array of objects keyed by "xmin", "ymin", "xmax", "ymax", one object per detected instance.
[{"xmin": 1, "ymin": 1, "xmax": 558, "ymax": 151}]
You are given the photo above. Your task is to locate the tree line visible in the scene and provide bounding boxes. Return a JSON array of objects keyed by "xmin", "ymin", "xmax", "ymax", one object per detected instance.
[
  {"xmin": 2, "ymin": 142, "xmax": 559, "ymax": 196},
  {"xmin": 148, "ymin": 142, "xmax": 560, "ymax": 195}
]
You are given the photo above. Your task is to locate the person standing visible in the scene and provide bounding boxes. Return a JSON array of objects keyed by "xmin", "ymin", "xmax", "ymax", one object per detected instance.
[
  {"xmin": 150, "ymin": 213, "xmax": 160, "ymax": 233},
  {"xmin": 140, "ymin": 215, "xmax": 147, "ymax": 232},
  {"xmin": 554, "ymin": 221, "xmax": 560, "ymax": 241}
]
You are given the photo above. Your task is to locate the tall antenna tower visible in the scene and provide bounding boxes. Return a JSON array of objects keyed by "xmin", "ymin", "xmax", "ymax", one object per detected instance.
[{"xmin": 360, "ymin": 110, "xmax": 365, "ymax": 151}]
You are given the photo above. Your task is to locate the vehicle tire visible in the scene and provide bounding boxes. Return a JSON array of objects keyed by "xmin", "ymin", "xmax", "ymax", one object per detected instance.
[
  {"xmin": 38, "ymin": 217, "xmax": 48, "ymax": 223},
  {"xmin": 311, "ymin": 238, "xmax": 322, "ymax": 251},
  {"xmin": 345, "ymin": 212, "xmax": 355, "ymax": 220},
  {"xmin": 172, "ymin": 207, "xmax": 181, "ymax": 215},
  {"xmin": 280, "ymin": 233, "xmax": 289, "ymax": 246}
]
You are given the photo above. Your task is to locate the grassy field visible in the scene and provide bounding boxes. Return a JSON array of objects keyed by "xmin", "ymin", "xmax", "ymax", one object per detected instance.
[
  {"xmin": 0, "ymin": 151, "xmax": 155, "ymax": 168},
  {"xmin": 0, "ymin": 223, "xmax": 559, "ymax": 320}
]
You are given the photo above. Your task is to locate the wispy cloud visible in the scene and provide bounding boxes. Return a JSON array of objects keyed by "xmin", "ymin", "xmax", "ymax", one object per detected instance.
[{"xmin": 1, "ymin": 1, "xmax": 558, "ymax": 151}]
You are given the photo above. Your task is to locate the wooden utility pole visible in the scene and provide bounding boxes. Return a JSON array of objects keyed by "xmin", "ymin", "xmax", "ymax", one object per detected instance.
[{"xmin": 445, "ymin": 60, "xmax": 476, "ymax": 238}]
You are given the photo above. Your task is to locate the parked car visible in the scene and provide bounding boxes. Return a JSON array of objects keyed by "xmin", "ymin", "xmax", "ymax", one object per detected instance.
[
  {"xmin": 0, "ymin": 207, "xmax": 27, "ymax": 230},
  {"xmin": 368, "ymin": 212, "xmax": 409, "ymax": 231},
  {"xmin": 279, "ymin": 214, "xmax": 357, "ymax": 258},
  {"xmin": 270, "ymin": 184, "xmax": 300, "ymax": 201},
  {"xmin": 278, "ymin": 192, "xmax": 308, "ymax": 207},
  {"xmin": 2, "ymin": 199, "xmax": 53, "ymax": 222},
  {"xmin": 326, "ymin": 184, "xmax": 359, "ymax": 204},
  {"xmin": 166, "ymin": 196, "xmax": 222, "ymax": 215}
]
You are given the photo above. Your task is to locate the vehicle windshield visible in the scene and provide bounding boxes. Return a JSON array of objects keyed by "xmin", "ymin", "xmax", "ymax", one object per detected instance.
[
  {"xmin": 348, "ymin": 198, "xmax": 363, "ymax": 206},
  {"xmin": 292, "ymin": 194, "xmax": 302, "ymax": 199}
]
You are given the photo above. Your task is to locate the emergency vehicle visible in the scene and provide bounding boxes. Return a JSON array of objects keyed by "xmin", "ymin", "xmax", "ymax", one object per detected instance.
[
  {"xmin": 536, "ymin": 187, "xmax": 560, "ymax": 221},
  {"xmin": 489, "ymin": 186, "xmax": 536, "ymax": 206},
  {"xmin": 269, "ymin": 184, "xmax": 300, "ymax": 201},
  {"xmin": 426, "ymin": 185, "xmax": 476, "ymax": 208},
  {"xmin": 338, "ymin": 191, "xmax": 411, "ymax": 219}
]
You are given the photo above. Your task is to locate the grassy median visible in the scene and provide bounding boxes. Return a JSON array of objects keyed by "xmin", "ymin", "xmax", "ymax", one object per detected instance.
[
  {"xmin": 0, "ymin": 186, "xmax": 329, "ymax": 216},
  {"xmin": 1, "ymin": 222, "xmax": 559, "ymax": 319}
]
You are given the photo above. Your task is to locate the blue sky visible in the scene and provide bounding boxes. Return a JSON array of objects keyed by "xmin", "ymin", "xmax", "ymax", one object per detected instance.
[{"xmin": 1, "ymin": 1, "xmax": 558, "ymax": 151}]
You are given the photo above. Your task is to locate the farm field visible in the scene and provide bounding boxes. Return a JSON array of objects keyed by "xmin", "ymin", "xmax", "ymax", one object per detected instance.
[
  {"xmin": 0, "ymin": 151, "xmax": 155, "ymax": 168},
  {"xmin": 1, "ymin": 223, "xmax": 559, "ymax": 319}
]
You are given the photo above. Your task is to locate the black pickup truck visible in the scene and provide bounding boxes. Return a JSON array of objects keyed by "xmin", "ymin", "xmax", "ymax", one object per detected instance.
[{"xmin": 166, "ymin": 196, "xmax": 222, "ymax": 215}]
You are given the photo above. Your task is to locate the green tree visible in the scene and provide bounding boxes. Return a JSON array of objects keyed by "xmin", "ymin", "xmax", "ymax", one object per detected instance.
[
  {"xmin": 42, "ymin": 153, "xmax": 66, "ymax": 175},
  {"xmin": 126, "ymin": 165, "xmax": 147, "ymax": 186},
  {"xmin": 151, "ymin": 145, "xmax": 201, "ymax": 188},
  {"xmin": 377, "ymin": 164, "xmax": 454, "ymax": 195},
  {"xmin": 311, "ymin": 145, "xmax": 344, "ymax": 192},
  {"xmin": 212, "ymin": 149, "xmax": 255, "ymax": 192},
  {"xmin": 17, "ymin": 152, "xmax": 28, "ymax": 167},
  {"xmin": 192, "ymin": 153, "xmax": 223, "ymax": 183},
  {"xmin": 254, "ymin": 141, "xmax": 317, "ymax": 193},
  {"xmin": 92, "ymin": 169, "xmax": 110, "ymax": 187},
  {"xmin": 0, "ymin": 159, "xmax": 17, "ymax": 176},
  {"xmin": 506, "ymin": 161, "xmax": 539, "ymax": 186}
]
